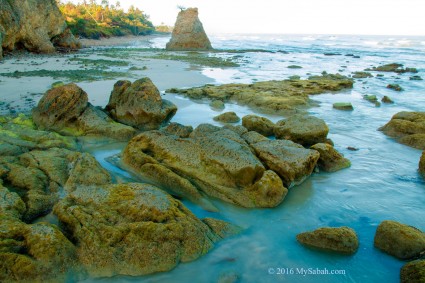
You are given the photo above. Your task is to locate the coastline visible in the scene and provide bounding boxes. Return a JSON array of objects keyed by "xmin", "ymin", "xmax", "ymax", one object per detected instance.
[{"xmin": 79, "ymin": 33, "xmax": 170, "ymax": 48}]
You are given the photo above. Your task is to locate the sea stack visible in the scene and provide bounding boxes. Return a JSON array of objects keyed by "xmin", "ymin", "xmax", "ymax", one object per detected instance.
[{"xmin": 166, "ymin": 7, "xmax": 213, "ymax": 51}]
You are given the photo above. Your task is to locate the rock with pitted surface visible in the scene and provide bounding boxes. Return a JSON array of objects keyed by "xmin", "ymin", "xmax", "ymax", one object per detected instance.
[
  {"xmin": 242, "ymin": 132, "xmax": 320, "ymax": 187},
  {"xmin": 54, "ymin": 183, "xmax": 238, "ymax": 277},
  {"xmin": 400, "ymin": 260, "xmax": 425, "ymax": 283},
  {"xmin": 310, "ymin": 143, "xmax": 351, "ymax": 172},
  {"xmin": 297, "ymin": 227, "xmax": 359, "ymax": 254},
  {"xmin": 242, "ymin": 115, "xmax": 275, "ymax": 136},
  {"xmin": 379, "ymin": 112, "xmax": 425, "ymax": 149},
  {"xmin": 166, "ymin": 8, "xmax": 212, "ymax": 51},
  {"xmin": 374, "ymin": 220, "xmax": 425, "ymax": 260},
  {"xmin": 274, "ymin": 115, "xmax": 329, "ymax": 147},
  {"xmin": 0, "ymin": 0, "xmax": 80, "ymax": 58},
  {"xmin": 122, "ymin": 124, "xmax": 287, "ymax": 208},
  {"xmin": 33, "ymin": 83, "xmax": 136, "ymax": 141},
  {"xmin": 213, "ymin": 112, "xmax": 240, "ymax": 123},
  {"xmin": 105, "ymin": 78, "xmax": 177, "ymax": 131},
  {"xmin": 162, "ymin": 122, "xmax": 193, "ymax": 138}
]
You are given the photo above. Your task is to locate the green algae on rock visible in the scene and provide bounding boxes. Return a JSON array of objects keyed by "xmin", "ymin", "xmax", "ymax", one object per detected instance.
[
  {"xmin": 33, "ymin": 83, "xmax": 136, "ymax": 141},
  {"xmin": 296, "ymin": 227, "xmax": 359, "ymax": 255},
  {"xmin": 122, "ymin": 124, "xmax": 288, "ymax": 208},
  {"xmin": 333, "ymin": 102, "xmax": 354, "ymax": 111},
  {"xmin": 379, "ymin": 111, "xmax": 425, "ymax": 149},
  {"xmin": 400, "ymin": 260, "xmax": 425, "ymax": 283},
  {"xmin": 105, "ymin": 78, "xmax": 177, "ymax": 131},
  {"xmin": 310, "ymin": 143, "xmax": 351, "ymax": 172},
  {"xmin": 166, "ymin": 74, "xmax": 353, "ymax": 115},
  {"xmin": 365, "ymin": 63, "xmax": 418, "ymax": 74},
  {"xmin": 352, "ymin": 71, "xmax": 373, "ymax": 79},
  {"xmin": 53, "ymin": 183, "xmax": 238, "ymax": 277},
  {"xmin": 374, "ymin": 220, "xmax": 425, "ymax": 260}
]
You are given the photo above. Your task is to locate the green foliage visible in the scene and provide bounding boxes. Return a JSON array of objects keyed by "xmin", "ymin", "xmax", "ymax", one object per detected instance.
[{"xmin": 58, "ymin": 1, "xmax": 155, "ymax": 39}]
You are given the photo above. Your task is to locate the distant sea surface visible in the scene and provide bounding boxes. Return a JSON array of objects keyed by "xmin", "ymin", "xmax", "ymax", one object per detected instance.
[{"xmin": 91, "ymin": 33, "xmax": 425, "ymax": 283}]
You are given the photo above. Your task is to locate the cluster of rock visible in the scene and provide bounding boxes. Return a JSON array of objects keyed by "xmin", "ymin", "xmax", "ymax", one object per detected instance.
[
  {"xmin": 166, "ymin": 8, "xmax": 212, "ymax": 51},
  {"xmin": 0, "ymin": 0, "xmax": 80, "ymax": 59},
  {"xmin": 0, "ymin": 115, "xmax": 239, "ymax": 281},
  {"xmin": 365, "ymin": 63, "xmax": 418, "ymax": 74},
  {"xmin": 379, "ymin": 111, "xmax": 425, "ymax": 150},
  {"xmin": 167, "ymin": 73, "xmax": 354, "ymax": 115},
  {"xmin": 296, "ymin": 220, "xmax": 424, "ymax": 282}
]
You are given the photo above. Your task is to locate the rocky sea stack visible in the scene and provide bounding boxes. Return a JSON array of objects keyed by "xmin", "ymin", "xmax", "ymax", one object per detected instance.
[
  {"xmin": 166, "ymin": 8, "xmax": 213, "ymax": 51},
  {"xmin": 0, "ymin": 0, "xmax": 80, "ymax": 59}
]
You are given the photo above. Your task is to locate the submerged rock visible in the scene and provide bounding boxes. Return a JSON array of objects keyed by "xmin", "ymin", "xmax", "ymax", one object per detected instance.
[
  {"xmin": 54, "ymin": 183, "xmax": 237, "ymax": 277},
  {"xmin": 33, "ymin": 83, "xmax": 136, "ymax": 141},
  {"xmin": 243, "ymin": 132, "xmax": 320, "ymax": 187},
  {"xmin": 274, "ymin": 115, "xmax": 329, "ymax": 147},
  {"xmin": 333, "ymin": 102, "xmax": 354, "ymax": 111},
  {"xmin": 420, "ymin": 151, "xmax": 425, "ymax": 176},
  {"xmin": 381, "ymin": 96, "xmax": 394, "ymax": 104},
  {"xmin": 213, "ymin": 112, "xmax": 240, "ymax": 123},
  {"xmin": 387, "ymin": 84, "xmax": 403, "ymax": 91},
  {"xmin": 352, "ymin": 71, "xmax": 373, "ymax": 79},
  {"xmin": 379, "ymin": 111, "xmax": 425, "ymax": 149},
  {"xmin": 400, "ymin": 260, "xmax": 425, "ymax": 283},
  {"xmin": 410, "ymin": 75, "xmax": 423, "ymax": 81},
  {"xmin": 210, "ymin": 100, "xmax": 225, "ymax": 110},
  {"xmin": 296, "ymin": 227, "xmax": 359, "ymax": 254},
  {"xmin": 365, "ymin": 63, "xmax": 418, "ymax": 74},
  {"xmin": 374, "ymin": 220, "xmax": 425, "ymax": 260},
  {"xmin": 122, "ymin": 125, "xmax": 287, "ymax": 208},
  {"xmin": 166, "ymin": 8, "xmax": 212, "ymax": 51},
  {"xmin": 105, "ymin": 78, "xmax": 177, "ymax": 131},
  {"xmin": 242, "ymin": 114, "xmax": 275, "ymax": 136},
  {"xmin": 310, "ymin": 143, "xmax": 351, "ymax": 172},
  {"xmin": 0, "ymin": 0, "xmax": 80, "ymax": 58},
  {"xmin": 167, "ymin": 74, "xmax": 353, "ymax": 115}
]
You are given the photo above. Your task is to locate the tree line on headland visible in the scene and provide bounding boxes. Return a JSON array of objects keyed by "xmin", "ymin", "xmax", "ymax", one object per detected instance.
[{"xmin": 58, "ymin": 0, "xmax": 171, "ymax": 39}]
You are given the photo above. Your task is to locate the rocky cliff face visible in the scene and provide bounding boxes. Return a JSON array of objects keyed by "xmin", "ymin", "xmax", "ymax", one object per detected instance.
[
  {"xmin": 166, "ymin": 8, "xmax": 212, "ymax": 51},
  {"xmin": 0, "ymin": 0, "xmax": 80, "ymax": 59}
]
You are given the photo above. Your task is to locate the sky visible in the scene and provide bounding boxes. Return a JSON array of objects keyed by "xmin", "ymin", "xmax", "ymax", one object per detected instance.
[{"xmin": 72, "ymin": 0, "xmax": 425, "ymax": 35}]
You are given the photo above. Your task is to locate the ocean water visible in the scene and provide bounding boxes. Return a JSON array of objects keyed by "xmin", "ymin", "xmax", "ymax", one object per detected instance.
[{"xmin": 83, "ymin": 34, "xmax": 425, "ymax": 283}]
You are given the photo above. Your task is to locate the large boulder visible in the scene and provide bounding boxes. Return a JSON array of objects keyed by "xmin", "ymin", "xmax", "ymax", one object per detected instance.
[
  {"xmin": 401, "ymin": 260, "xmax": 425, "ymax": 283},
  {"xmin": 122, "ymin": 124, "xmax": 287, "ymax": 208},
  {"xmin": 379, "ymin": 112, "xmax": 425, "ymax": 149},
  {"xmin": 242, "ymin": 131, "xmax": 320, "ymax": 187},
  {"xmin": 0, "ymin": 0, "xmax": 80, "ymax": 58},
  {"xmin": 53, "ymin": 183, "xmax": 237, "ymax": 277},
  {"xmin": 33, "ymin": 83, "xmax": 136, "ymax": 141},
  {"xmin": 274, "ymin": 115, "xmax": 329, "ymax": 147},
  {"xmin": 374, "ymin": 220, "xmax": 425, "ymax": 260},
  {"xmin": 105, "ymin": 78, "xmax": 177, "ymax": 131},
  {"xmin": 242, "ymin": 114, "xmax": 275, "ymax": 136},
  {"xmin": 296, "ymin": 227, "xmax": 359, "ymax": 255},
  {"xmin": 213, "ymin": 112, "xmax": 240, "ymax": 123},
  {"xmin": 310, "ymin": 143, "xmax": 351, "ymax": 172},
  {"xmin": 166, "ymin": 8, "xmax": 212, "ymax": 51}
]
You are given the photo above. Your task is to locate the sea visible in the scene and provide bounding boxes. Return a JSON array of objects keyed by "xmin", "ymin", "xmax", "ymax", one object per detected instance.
[
  {"xmin": 113, "ymin": 34, "xmax": 425, "ymax": 283},
  {"xmin": 3, "ymin": 33, "xmax": 425, "ymax": 283}
]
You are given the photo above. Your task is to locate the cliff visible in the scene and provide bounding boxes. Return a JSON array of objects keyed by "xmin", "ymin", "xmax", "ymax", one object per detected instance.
[
  {"xmin": 166, "ymin": 8, "xmax": 212, "ymax": 51},
  {"xmin": 0, "ymin": 0, "xmax": 80, "ymax": 59}
]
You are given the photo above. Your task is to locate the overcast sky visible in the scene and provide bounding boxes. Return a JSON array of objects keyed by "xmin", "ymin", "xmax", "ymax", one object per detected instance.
[{"xmin": 72, "ymin": 0, "xmax": 425, "ymax": 35}]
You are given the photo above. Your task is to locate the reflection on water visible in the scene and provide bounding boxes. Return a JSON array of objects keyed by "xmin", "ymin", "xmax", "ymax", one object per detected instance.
[{"xmin": 84, "ymin": 34, "xmax": 425, "ymax": 283}]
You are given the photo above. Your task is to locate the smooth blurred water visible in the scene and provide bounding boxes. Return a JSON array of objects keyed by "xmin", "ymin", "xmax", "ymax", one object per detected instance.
[{"xmin": 85, "ymin": 34, "xmax": 425, "ymax": 283}]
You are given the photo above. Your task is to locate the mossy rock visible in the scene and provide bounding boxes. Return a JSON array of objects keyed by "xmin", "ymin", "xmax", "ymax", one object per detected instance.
[{"xmin": 333, "ymin": 102, "xmax": 354, "ymax": 111}]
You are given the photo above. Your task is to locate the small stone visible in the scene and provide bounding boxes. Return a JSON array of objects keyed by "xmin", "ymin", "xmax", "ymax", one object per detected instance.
[
  {"xmin": 297, "ymin": 227, "xmax": 359, "ymax": 254},
  {"xmin": 347, "ymin": 146, "xmax": 359, "ymax": 151},
  {"xmin": 287, "ymin": 65, "xmax": 302, "ymax": 69},
  {"xmin": 363, "ymin": 95, "xmax": 378, "ymax": 102},
  {"xmin": 387, "ymin": 84, "xmax": 403, "ymax": 91},
  {"xmin": 213, "ymin": 112, "xmax": 240, "ymax": 123},
  {"xmin": 242, "ymin": 114, "xmax": 275, "ymax": 136},
  {"xmin": 333, "ymin": 102, "xmax": 354, "ymax": 111},
  {"xmin": 311, "ymin": 143, "xmax": 351, "ymax": 172},
  {"xmin": 381, "ymin": 96, "xmax": 394, "ymax": 104},
  {"xmin": 410, "ymin": 75, "xmax": 423, "ymax": 81},
  {"xmin": 400, "ymin": 260, "xmax": 425, "ymax": 283},
  {"xmin": 210, "ymin": 100, "xmax": 225, "ymax": 110},
  {"xmin": 352, "ymin": 72, "xmax": 373, "ymax": 79}
]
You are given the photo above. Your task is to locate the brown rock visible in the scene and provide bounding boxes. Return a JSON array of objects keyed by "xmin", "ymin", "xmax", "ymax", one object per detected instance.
[
  {"xmin": 105, "ymin": 78, "xmax": 177, "ymax": 131},
  {"xmin": 0, "ymin": 0, "xmax": 80, "ymax": 57},
  {"xmin": 374, "ymin": 220, "xmax": 425, "ymax": 260},
  {"xmin": 310, "ymin": 143, "xmax": 351, "ymax": 172},
  {"xmin": 166, "ymin": 8, "xmax": 212, "ymax": 51},
  {"xmin": 400, "ymin": 260, "xmax": 425, "ymax": 283},
  {"xmin": 53, "ymin": 183, "xmax": 235, "ymax": 277},
  {"xmin": 162, "ymin": 122, "xmax": 193, "ymax": 138},
  {"xmin": 297, "ymin": 227, "xmax": 359, "ymax": 254},
  {"xmin": 420, "ymin": 151, "xmax": 425, "ymax": 176},
  {"xmin": 33, "ymin": 83, "xmax": 136, "ymax": 141},
  {"xmin": 274, "ymin": 115, "xmax": 329, "ymax": 147},
  {"xmin": 213, "ymin": 112, "xmax": 240, "ymax": 123},
  {"xmin": 379, "ymin": 112, "xmax": 425, "ymax": 149},
  {"xmin": 242, "ymin": 114, "xmax": 275, "ymax": 136}
]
